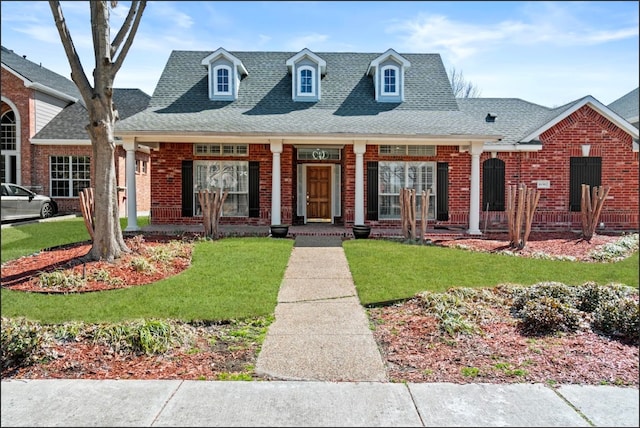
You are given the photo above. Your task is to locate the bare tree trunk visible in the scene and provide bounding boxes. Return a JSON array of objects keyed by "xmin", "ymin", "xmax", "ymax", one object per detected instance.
[
  {"xmin": 87, "ymin": 108, "xmax": 128, "ymax": 261},
  {"xmin": 198, "ymin": 189, "xmax": 228, "ymax": 240},
  {"xmin": 507, "ymin": 184, "xmax": 540, "ymax": 249},
  {"xmin": 49, "ymin": 0, "xmax": 146, "ymax": 262},
  {"xmin": 581, "ymin": 184, "xmax": 611, "ymax": 240},
  {"xmin": 79, "ymin": 188, "xmax": 95, "ymax": 240},
  {"xmin": 420, "ymin": 189, "xmax": 431, "ymax": 244}
]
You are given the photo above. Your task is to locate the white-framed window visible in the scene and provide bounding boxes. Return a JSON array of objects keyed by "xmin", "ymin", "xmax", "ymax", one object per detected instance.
[
  {"xmin": 213, "ymin": 65, "xmax": 232, "ymax": 96},
  {"xmin": 297, "ymin": 66, "xmax": 316, "ymax": 96},
  {"xmin": 381, "ymin": 65, "xmax": 399, "ymax": 95},
  {"xmin": 379, "ymin": 145, "xmax": 436, "ymax": 156},
  {"xmin": 194, "ymin": 143, "xmax": 248, "ymax": 156},
  {"xmin": 1, "ymin": 109, "xmax": 18, "ymax": 183},
  {"xmin": 194, "ymin": 160, "xmax": 249, "ymax": 217},
  {"xmin": 50, "ymin": 156, "xmax": 91, "ymax": 197},
  {"xmin": 378, "ymin": 161, "xmax": 436, "ymax": 219}
]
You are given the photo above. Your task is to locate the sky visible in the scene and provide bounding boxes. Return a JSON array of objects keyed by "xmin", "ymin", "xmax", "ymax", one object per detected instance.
[{"xmin": 1, "ymin": 1, "xmax": 638, "ymax": 107}]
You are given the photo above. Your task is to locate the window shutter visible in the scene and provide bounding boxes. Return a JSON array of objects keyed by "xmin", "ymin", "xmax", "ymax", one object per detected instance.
[
  {"xmin": 570, "ymin": 157, "xmax": 602, "ymax": 212},
  {"xmin": 482, "ymin": 158, "xmax": 505, "ymax": 211},
  {"xmin": 249, "ymin": 161, "xmax": 260, "ymax": 218},
  {"xmin": 367, "ymin": 161, "xmax": 378, "ymax": 221},
  {"xmin": 181, "ymin": 160, "xmax": 193, "ymax": 217},
  {"xmin": 437, "ymin": 162, "xmax": 449, "ymax": 221}
]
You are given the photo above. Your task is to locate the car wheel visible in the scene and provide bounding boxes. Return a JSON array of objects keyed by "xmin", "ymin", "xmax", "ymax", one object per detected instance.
[{"xmin": 41, "ymin": 202, "xmax": 54, "ymax": 219}]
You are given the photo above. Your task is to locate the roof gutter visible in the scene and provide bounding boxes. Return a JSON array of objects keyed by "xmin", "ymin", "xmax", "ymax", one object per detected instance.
[{"xmin": 25, "ymin": 82, "xmax": 79, "ymax": 104}]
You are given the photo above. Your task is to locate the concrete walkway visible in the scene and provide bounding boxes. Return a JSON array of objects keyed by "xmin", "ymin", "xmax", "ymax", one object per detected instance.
[{"xmin": 255, "ymin": 235, "xmax": 387, "ymax": 382}]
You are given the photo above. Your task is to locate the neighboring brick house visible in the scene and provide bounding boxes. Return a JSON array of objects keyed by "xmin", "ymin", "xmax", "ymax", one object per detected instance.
[
  {"xmin": 1, "ymin": 46, "xmax": 151, "ymax": 219},
  {"xmin": 115, "ymin": 48, "xmax": 639, "ymax": 233}
]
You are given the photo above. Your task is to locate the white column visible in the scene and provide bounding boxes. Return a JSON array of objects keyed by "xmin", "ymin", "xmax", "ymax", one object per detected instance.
[
  {"xmin": 467, "ymin": 142, "xmax": 483, "ymax": 235},
  {"xmin": 270, "ymin": 141, "xmax": 283, "ymax": 225},
  {"xmin": 122, "ymin": 141, "xmax": 139, "ymax": 231},
  {"xmin": 353, "ymin": 141, "xmax": 366, "ymax": 225}
]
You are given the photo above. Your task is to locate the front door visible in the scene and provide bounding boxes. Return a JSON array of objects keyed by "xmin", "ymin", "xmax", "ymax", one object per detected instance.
[{"xmin": 306, "ymin": 166, "xmax": 331, "ymax": 222}]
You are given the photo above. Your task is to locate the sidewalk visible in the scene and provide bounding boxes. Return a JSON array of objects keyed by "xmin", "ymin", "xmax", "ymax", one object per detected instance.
[{"xmin": 1, "ymin": 235, "xmax": 638, "ymax": 427}]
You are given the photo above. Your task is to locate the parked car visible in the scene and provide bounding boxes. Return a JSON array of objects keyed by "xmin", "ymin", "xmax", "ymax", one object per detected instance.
[{"xmin": 1, "ymin": 183, "xmax": 58, "ymax": 222}]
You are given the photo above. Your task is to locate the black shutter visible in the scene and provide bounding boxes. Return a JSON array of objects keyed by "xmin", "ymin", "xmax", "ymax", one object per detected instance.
[
  {"xmin": 570, "ymin": 157, "xmax": 602, "ymax": 212},
  {"xmin": 181, "ymin": 160, "xmax": 193, "ymax": 217},
  {"xmin": 366, "ymin": 161, "xmax": 378, "ymax": 221},
  {"xmin": 249, "ymin": 161, "xmax": 260, "ymax": 218},
  {"xmin": 437, "ymin": 162, "xmax": 449, "ymax": 221},
  {"xmin": 482, "ymin": 158, "xmax": 505, "ymax": 211}
]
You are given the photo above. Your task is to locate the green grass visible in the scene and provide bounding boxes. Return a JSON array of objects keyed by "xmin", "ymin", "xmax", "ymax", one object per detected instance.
[
  {"xmin": 342, "ymin": 239, "xmax": 639, "ymax": 305},
  {"xmin": 1, "ymin": 216, "xmax": 150, "ymax": 263},
  {"xmin": 2, "ymin": 219, "xmax": 638, "ymax": 324},
  {"xmin": 1, "ymin": 237, "xmax": 293, "ymax": 324}
]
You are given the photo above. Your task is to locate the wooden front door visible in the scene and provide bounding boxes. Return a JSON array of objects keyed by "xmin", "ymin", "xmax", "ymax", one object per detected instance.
[{"xmin": 306, "ymin": 166, "xmax": 331, "ymax": 222}]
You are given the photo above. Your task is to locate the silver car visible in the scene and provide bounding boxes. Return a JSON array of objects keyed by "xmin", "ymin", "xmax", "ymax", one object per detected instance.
[{"xmin": 1, "ymin": 183, "xmax": 58, "ymax": 222}]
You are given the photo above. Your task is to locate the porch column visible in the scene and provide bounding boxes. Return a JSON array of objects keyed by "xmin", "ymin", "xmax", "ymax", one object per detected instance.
[
  {"xmin": 270, "ymin": 141, "xmax": 283, "ymax": 225},
  {"xmin": 122, "ymin": 141, "xmax": 139, "ymax": 232},
  {"xmin": 353, "ymin": 141, "xmax": 366, "ymax": 224},
  {"xmin": 467, "ymin": 142, "xmax": 483, "ymax": 235}
]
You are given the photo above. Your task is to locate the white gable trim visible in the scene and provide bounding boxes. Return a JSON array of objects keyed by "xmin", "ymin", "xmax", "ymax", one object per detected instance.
[
  {"xmin": 200, "ymin": 48, "xmax": 248, "ymax": 76},
  {"xmin": 367, "ymin": 48, "xmax": 410, "ymax": 76},
  {"xmin": 521, "ymin": 96, "xmax": 640, "ymax": 142},
  {"xmin": 286, "ymin": 48, "xmax": 327, "ymax": 75}
]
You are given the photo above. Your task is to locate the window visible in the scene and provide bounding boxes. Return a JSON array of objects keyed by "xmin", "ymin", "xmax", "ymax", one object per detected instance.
[
  {"xmin": 50, "ymin": 156, "xmax": 91, "ymax": 197},
  {"xmin": 1, "ymin": 110, "xmax": 18, "ymax": 183},
  {"xmin": 297, "ymin": 66, "xmax": 315, "ymax": 96},
  {"xmin": 194, "ymin": 160, "xmax": 248, "ymax": 217},
  {"xmin": 569, "ymin": 157, "xmax": 602, "ymax": 212},
  {"xmin": 381, "ymin": 66, "xmax": 398, "ymax": 95},
  {"xmin": 213, "ymin": 65, "xmax": 231, "ymax": 95},
  {"xmin": 194, "ymin": 143, "xmax": 248, "ymax": 156},
  {"xmin": 1, "ymin": 111, "xmax": 16, "ymax": 151},
  {"xmin": 378, "ymin": 161, "xmax": 436, "ymax": 219},
  {"xmin": 379, "ymin": 145, "xmax": 436, "ymax": 156}
]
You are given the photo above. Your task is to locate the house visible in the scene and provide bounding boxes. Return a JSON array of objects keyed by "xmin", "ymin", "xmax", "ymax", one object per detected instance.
[
  {"xmin": 115, "ymin": 48, "xmax": 639, "ymax": 233},
  {"xmin": 1, "ymin": 46, "xmax": 151, "ymax": 221}
]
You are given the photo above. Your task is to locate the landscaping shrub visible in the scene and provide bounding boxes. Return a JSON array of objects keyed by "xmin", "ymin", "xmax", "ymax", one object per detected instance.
[
  {"xmin": 1, "ymin": 317, "xmax": 45, "ymax": 371},
  {"xmin": 592, "ymin": 297, "xmax": 639, "ymax": 344},
  {"xmin": 516, "ymin": 296, "xmax": 582, "ymax": 335}
]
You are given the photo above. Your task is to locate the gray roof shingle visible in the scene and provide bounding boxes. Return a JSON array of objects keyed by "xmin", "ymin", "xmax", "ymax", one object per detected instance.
[{"xmin": 608, "ymin": 87, "xmax": 639, "ymax": 125}]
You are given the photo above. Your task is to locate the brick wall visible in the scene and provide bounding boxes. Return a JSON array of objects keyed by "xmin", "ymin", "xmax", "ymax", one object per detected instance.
[{"xmin": 147, "ymin": 106, "xmax": 638, "ymax": 231}]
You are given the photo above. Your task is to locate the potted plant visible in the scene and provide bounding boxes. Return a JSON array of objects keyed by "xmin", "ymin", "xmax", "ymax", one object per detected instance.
[
  {"xmin": 352, "ymin": 224, "xmax": 371, "ymax": 239},
  {"xmin": 270, "ymin": 224, "xmax": 290, "ymax": 238}
]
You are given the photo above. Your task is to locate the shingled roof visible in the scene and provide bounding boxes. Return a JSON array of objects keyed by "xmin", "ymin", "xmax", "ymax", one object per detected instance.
[
  {"xmin": 608, "ymin": 87, "xmax": 639, "ymax": 126},
  {"xmin": 33, "ymin": 88, "xmax": 150, "ymax": 140},
  {"xmin": 1, "ymin": 45, "xmax": 82, "ymax": 103},
  {"xmin": 116, "ymin": 50, "xmax": 500, "ymax": 139}
]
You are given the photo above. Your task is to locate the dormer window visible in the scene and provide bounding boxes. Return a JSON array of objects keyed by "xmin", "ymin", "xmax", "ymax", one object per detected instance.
[
  {"xmin": 286, "ymin": 48, "xmax": 326, "ymax": 102},
  {"xmin": 382, "ymin": 65, "xmax": 398, "ymax": 95},
  {"xmin": 214, "ymin": 65, "xmax": 231, "ymax": 96},
  {"xmin": 298, "ymin": 66, "xmax": 316, "ymax": 97},
  {"xmin": 201, "ymin": 48, "xmax": 248, "ymax": 101},
  {"xmin": 368, "ymin": 49, "xmax": 410, "ymax": 103}
]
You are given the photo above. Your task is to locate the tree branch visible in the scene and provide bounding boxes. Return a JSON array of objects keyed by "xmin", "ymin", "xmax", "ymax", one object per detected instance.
[
  {"xmin": 111, "ymin": 0, "xmax": 138, "ymax": 57},
  {"xmin": 111, "ymin": 0, "xmax": 147, "ymax": 75},
  {"xmin": 48, "ymin": 1, "xmax": 92, "ymax": 97}
]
